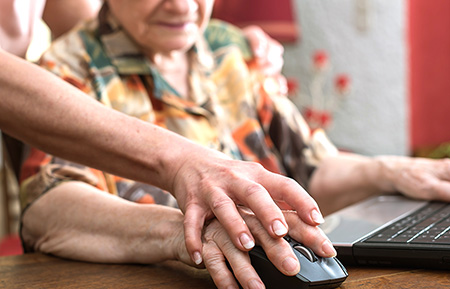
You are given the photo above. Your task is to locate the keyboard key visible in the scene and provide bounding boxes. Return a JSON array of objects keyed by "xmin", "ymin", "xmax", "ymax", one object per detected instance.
[{"xmin": 364, "ymin": 203, "xmax": 450, "ymax": 244}]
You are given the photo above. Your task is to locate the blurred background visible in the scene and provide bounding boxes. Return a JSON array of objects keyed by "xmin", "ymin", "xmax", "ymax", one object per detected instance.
[{"xmin": 215, "ymin": 0, "xmax": 450, "ymax": 158}]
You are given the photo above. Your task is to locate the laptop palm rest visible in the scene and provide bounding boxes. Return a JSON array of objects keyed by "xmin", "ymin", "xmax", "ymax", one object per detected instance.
[{"xmin": 320, "ymin": 195, "xmax": 427, "ymax": 246}]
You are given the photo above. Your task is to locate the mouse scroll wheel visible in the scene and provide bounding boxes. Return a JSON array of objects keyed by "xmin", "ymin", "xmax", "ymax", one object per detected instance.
[{"xmin": 293, "ymin": 245, "xmax": 317, "ymax": 262}]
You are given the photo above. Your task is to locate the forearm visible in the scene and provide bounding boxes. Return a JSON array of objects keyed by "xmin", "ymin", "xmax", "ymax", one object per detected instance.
[
  {"xmin": 308, "ymin": 152, "xmax": 397, "ymax": 215},
  {"xmin": 0, "ymin": 50, "xmax": 203, "ymax": 190},
  {"xmin": 21, "ymin": 181, "xmax": 186, "ymax": 264}
]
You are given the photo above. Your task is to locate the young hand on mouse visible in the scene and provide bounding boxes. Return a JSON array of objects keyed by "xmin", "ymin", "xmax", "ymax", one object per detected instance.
[{"xmin": 171, "ymin": 148, "xmax": 326, "ymax": 268}]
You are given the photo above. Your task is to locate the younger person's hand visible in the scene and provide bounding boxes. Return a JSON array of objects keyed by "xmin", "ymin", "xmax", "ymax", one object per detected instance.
[{"xmin": 171, "ymin": 147, "xmax": 326, "ymax": 268}]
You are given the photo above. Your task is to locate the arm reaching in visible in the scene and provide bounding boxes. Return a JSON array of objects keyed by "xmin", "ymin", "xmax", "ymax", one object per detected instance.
[{"xmin": 0, "ymin": 49, "xmax": 190, "ymax": 189}]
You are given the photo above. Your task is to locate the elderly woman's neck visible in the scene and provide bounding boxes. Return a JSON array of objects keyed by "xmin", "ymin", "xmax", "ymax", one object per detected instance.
[
  {"xmin": 149, "ymin": 50, "xmax": 186, "ymax": 68},
  {"xmin": 149, "ymin": 51, "xmax": 190, "ymax": 98}
]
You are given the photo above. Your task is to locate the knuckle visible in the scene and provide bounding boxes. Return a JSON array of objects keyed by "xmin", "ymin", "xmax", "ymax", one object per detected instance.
[
  {"xmin": 284, "ymin": 176, "xmax": 302, "ymax": 188},
  {"xmin": 247, "ymin": 161, "xmax": 264, "ymax": 171},
  {"xmin": 183, "ymin": 212, "xmax": 202, "ymax": 230},
  {"xmin": 278, "ymin": 177, "xmax": 306, "ymax": 198},
  {"xmin": 248, "ymin": 223, "xmax": 267, "ymax": 241},
  {"xmin": 244, "ymin": 183, "xmax": 265, "ymax": 198},
  {"xmin": 202, "ymin": 243, "xmax": 222, "ymax": 264},
  {"xmin": 211, "ymin": 196, "xmax": 232, "ymax": 212}
]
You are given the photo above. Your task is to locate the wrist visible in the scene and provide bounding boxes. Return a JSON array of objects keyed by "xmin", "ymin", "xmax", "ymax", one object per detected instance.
[
  {"xmin": 373, "ymin": 155, "xmax": 407, "ymax": 193},
  {"xmin": 168, "ymin": 141, "xmax": 230, "ymax": 199},
  {"xmin": 124, "ymin": 205, "xmax": 185, "ymax": 264}
]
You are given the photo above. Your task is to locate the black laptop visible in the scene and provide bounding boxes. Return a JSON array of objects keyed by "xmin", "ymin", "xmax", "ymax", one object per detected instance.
[{"xmin": 320, "ymin": 195, "xmax": 450, "ymax": 269}]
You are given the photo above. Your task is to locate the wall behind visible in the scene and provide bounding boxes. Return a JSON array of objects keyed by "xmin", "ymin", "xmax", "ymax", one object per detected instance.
[
  {"xmin": 283, "ymin": 0, "xmax": 408, "ymax": 156},
  {"xmin": 409, "ymin": 0, "xmax": 450, "ymax": 153}
]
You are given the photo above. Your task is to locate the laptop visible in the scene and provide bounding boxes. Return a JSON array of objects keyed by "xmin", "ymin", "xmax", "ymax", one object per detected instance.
[{"xmin": 320, "ymin": 194, "xmax": 450, "ymax": 269}]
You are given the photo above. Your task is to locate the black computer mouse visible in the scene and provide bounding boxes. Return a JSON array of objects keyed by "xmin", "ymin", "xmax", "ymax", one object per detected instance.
[{"xmin": 247, "ymin": 236, "xmax": 348, "ymax": 289}]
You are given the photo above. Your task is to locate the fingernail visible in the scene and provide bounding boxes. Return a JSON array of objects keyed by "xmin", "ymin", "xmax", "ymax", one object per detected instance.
[
  {"xmin": 311, "ymin": 209, "xmax": 325, "ymax": 224},
  {"xmin": 282, "ymin": 256, "xmax": 300, "ymax": 274},
  {"xmin": 193, "ymin": 251, "xmax": 203, "ymax": 265},
  {"xmin": 322, "ymin": 240, "xmax": 337, "ymax": 257},
  {"xmin": 272, "ymin": 220, "xmax": 288, "ymax": 236},
  {"xmin": 240, "ymin": 233, "xmax": 255, "ymax": 250},
  {"xmin": 248, "ymin": 279, "xmax": 265, "ymax": 289}
]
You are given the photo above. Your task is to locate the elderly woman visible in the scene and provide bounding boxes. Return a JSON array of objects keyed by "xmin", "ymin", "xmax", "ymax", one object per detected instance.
[{"xmin": 20, "ymin": 0, "xmax": 450, "ymax": 289}]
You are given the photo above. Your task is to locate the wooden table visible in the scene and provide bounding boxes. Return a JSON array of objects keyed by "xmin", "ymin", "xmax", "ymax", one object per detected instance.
[{"xmin": 1, "ymin": 253, "xmax": 449, "ymax": 288}]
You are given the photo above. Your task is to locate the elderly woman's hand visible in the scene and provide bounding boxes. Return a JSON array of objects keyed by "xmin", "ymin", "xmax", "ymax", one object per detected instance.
[
  {"xmin": 200, "ymin": 208, "xmax": 335, "ymax": 289},
  {"xmin": 377, "ymin": 156, "xmax": 450, "ymax": 201}
]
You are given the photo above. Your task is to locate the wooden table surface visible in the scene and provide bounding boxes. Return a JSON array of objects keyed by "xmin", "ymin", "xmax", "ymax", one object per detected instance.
[{"xmin": 1, "ymin": 253, "xmax": 449, "ymax": 288}]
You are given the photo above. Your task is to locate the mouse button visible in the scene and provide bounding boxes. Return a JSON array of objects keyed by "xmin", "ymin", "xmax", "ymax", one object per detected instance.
[
  {"xmin": 293, "ymin": 244, "xmax": 317, "ymax": 262},
  {"xmin": 318, "ymin": 257, "xmax": 348, "ymax": 279},
  {"xmin": 297, "ymin": 258, "xmax": 329, "ymax": 283}
]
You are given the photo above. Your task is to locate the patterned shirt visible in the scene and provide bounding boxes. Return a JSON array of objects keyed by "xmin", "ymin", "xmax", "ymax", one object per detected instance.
[{"xmin": 20, "ymin": 6, "xmax": 338, "ymax": 214}]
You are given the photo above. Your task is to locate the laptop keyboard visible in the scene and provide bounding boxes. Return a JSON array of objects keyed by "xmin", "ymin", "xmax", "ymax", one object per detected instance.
[{"xmin": 364, "ymin": 202, "xmax": 450, "ymax": 245}]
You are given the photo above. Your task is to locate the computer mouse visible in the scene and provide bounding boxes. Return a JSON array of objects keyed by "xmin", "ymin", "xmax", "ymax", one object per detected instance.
[{"xmin": 247, "ymin": 236, "xmax": 348, "ymax": 289}]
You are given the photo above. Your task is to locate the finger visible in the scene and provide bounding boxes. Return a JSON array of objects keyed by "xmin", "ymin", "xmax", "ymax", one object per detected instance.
[
  {"xmin": 231, "ymin": 180, "xmax": 289, "ymax": 239},
  {"xmin": 225, "ymin": 250, "xmax": 266, "ymax": 289},
  {"xmin": 262, "ymin": 172, "xmax": 325, "ymax": 226},
  {"xmin": 258, "ymin": 62, "xmax": 283, "ymax": 76},
  {"xmin": 265, "ymin": 39, "xmax": 284, "ymax": 72},
  {"xmin": 243, "ymin": 25, "xmax": 268, "ymax": 59},
  {"xmin": 429, "ymin": 177, "xmax": 450, "ymax": 202},
  {"xmin": 208, "ymin": 191, "xmax": 256, "ymax": 252},
  {"xmin": 275, "ymin": 74, "xmax": 288, "ymax": 95},
  {"xmin": 262, "ymin": 238, "xmax": 300, "ymax": 276},
  {"xmin": 202, "ymin": 240, "xmax": 241, "ymax": 289},
  {"xmin": 254, "ymin": 42, "xmax": 284, "ymax": 75},
  {"xmin": 183, "ymin": 204, "xmax": 208, "ymax": 265},
  {"xmin": 439, "ymin": 159, "xmax": 450, "ymax": 181},
  {"xmin": 211, "ymin": 228, "xmax": 266, "ymax": 289},
  {"xmin": 241, "ymin": 210, "xmax": 300, "ymax": 276},
  {"xmin": 284, "ymin": 211, "xmax": 336, "ymax": 258},
  {"xmin": 268, "ymin": 38, "xmax": 284, "ymax": 56}
]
